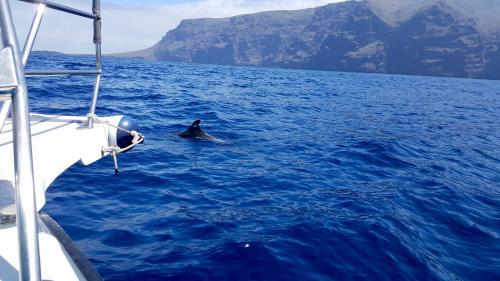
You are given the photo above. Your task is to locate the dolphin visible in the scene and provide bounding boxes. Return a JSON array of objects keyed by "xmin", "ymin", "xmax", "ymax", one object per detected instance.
[{"xmin": 178, "ymin": 120, "xmax": 218, "ymax": 141}]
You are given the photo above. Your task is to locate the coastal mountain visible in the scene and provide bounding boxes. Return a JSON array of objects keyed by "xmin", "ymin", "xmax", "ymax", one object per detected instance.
[{"xmin": 119, "ymin": 0, "xmax": 500, "ymax": 80}]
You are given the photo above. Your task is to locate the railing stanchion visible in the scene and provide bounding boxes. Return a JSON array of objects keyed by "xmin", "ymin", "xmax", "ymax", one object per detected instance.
[
  {"xmin": 22, "ymin": 4, "xmax": 46, "ymax": 66},
  {"xmin": 87, "ymin": 0, "xmax": 102, "ymax": 128},
  {"xmin": 0, "ymin": 0, "xmax": 42, "ymax": 280}
]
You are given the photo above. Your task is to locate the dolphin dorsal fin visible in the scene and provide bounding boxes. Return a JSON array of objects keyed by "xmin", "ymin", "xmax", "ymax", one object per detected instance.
[{"xmin": 190, "ymin": 120, "xmax": 201, "ymax": 130}]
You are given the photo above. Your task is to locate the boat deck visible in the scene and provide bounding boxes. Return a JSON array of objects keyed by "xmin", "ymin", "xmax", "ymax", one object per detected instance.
[{"xmin": 0, "ymin": 215, "xmax": 89, "ymax": 280}]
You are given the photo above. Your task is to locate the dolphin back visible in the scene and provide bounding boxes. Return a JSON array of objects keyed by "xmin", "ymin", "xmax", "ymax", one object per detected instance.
[
  {"xmin": 178, "ymin": 120, "xmax": 223, "ymax": 143},
  {"xmin": 178, "ymin": 120, "xmax": 203, "ymax": 138}
]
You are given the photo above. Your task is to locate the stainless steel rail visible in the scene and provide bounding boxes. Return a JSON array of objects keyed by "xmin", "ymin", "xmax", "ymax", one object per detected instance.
[
  {"xmin": 26, "ymin": 70, "xmax": 102, "ymax": 76},
  {"xmin": 0, "ymin": 2, "xmax": 44, "ymax": 138},
  {"xmin": 19, "ymin": 0, "xmax": 103, "ymax": 127},
  {"xmin": 19, "ymin": 0, "xmax": 98, "ymax": 19},
  {"xmin": 22, "ymin": 4, "xmax": 45, "ymax": 66},
  {"xmin": 0, "ymin": 1, "xmax": 41, "ymax": 280},
  {"xmin": 0, "ymin": 1, "xmax": 103, "ymax": 280},
  {"xmin": 88, "ymin": 0, "xmax": 102, "ymax": 127}
]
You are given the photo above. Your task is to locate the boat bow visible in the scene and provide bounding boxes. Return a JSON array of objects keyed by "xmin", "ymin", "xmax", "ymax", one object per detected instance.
[{"xmin": 0, "ymin": 114, "xmax": 141, "ymax": 213}]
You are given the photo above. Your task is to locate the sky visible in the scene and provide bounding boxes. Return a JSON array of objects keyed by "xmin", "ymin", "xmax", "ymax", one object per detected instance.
[{"xmin": 10, "ymin": 0, "xmax": 343, "ymax": 54}]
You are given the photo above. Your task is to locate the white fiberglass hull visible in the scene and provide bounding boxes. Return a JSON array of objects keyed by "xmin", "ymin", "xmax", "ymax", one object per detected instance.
[
  {"xmin": 0, "ymin": 114, "xmax": 130, "ymax": 280},
  {"xmin": 0, "ymin": 213, "xmax": 101, "ymax": 280}
]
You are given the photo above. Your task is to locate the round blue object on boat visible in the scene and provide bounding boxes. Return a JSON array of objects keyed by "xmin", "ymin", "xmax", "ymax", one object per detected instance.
[{"xmin": 117, "ymin": 116, "xmax": 140, "ymax": 150}]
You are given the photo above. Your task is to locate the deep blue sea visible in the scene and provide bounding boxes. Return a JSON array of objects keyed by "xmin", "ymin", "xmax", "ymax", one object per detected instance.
[{"xmin": 27, "ymin": 54, "xmax": 499, "ymax": 281}]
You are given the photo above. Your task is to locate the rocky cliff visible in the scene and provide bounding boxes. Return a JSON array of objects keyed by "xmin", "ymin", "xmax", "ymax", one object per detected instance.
[{"xmin": 120, "ymin": 0, "xmax": 500, "ymax": 80}]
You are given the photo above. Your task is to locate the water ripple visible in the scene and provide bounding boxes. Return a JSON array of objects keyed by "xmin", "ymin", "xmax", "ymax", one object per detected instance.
[{"xmin": 25, "ymin": 54, "xmax": 500, "ymax": 281}]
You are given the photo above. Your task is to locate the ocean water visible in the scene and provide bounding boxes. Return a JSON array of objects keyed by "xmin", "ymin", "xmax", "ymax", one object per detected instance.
[{"xmin": 26, "ymin": 54, "xmax": 499, "ymax": 281}]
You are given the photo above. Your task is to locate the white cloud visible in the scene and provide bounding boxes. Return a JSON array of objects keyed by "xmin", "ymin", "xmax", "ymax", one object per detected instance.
[{"xmin": 9, "ymin": 0, "xmax": 343, "ymax": 54}]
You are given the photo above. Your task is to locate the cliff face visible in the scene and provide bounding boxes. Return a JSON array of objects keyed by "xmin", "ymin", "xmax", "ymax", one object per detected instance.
[
  {"xmin": 123, "ymin": 0, "xmax": 500, "ymax": 80},
  {"xmin": 150, "ymin": 9, "xmax": 316, "ymax": 66}
]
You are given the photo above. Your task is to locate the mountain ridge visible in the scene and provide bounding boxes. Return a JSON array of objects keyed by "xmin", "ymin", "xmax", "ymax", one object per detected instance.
[
  {"xmin": 367, "ymin": 0, "xmax": 500, "ymax": 35},
  {"xmin": 116, "ymin": 0, "xmax": 500, "ymax": 80}
]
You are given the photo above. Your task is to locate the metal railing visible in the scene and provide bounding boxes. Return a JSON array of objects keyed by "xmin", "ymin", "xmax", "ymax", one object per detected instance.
[
  {"xmin": 0, "ymin": 1, "xmax": 103, "ymax": 280},
  {"xmin": 19, "ymin": 0, "xmax": 104, "ymax": 127}
]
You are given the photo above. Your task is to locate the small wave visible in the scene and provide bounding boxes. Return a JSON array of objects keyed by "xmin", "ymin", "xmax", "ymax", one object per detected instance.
[{"xmin": 36, "ymin": 56, "xmax": 500, "ymax": 281}]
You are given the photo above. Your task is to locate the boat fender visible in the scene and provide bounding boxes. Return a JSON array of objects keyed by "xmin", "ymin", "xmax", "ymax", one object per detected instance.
[{"xmin": 108, "ymin": 115, "xmax": 143, "ymax": 152}]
